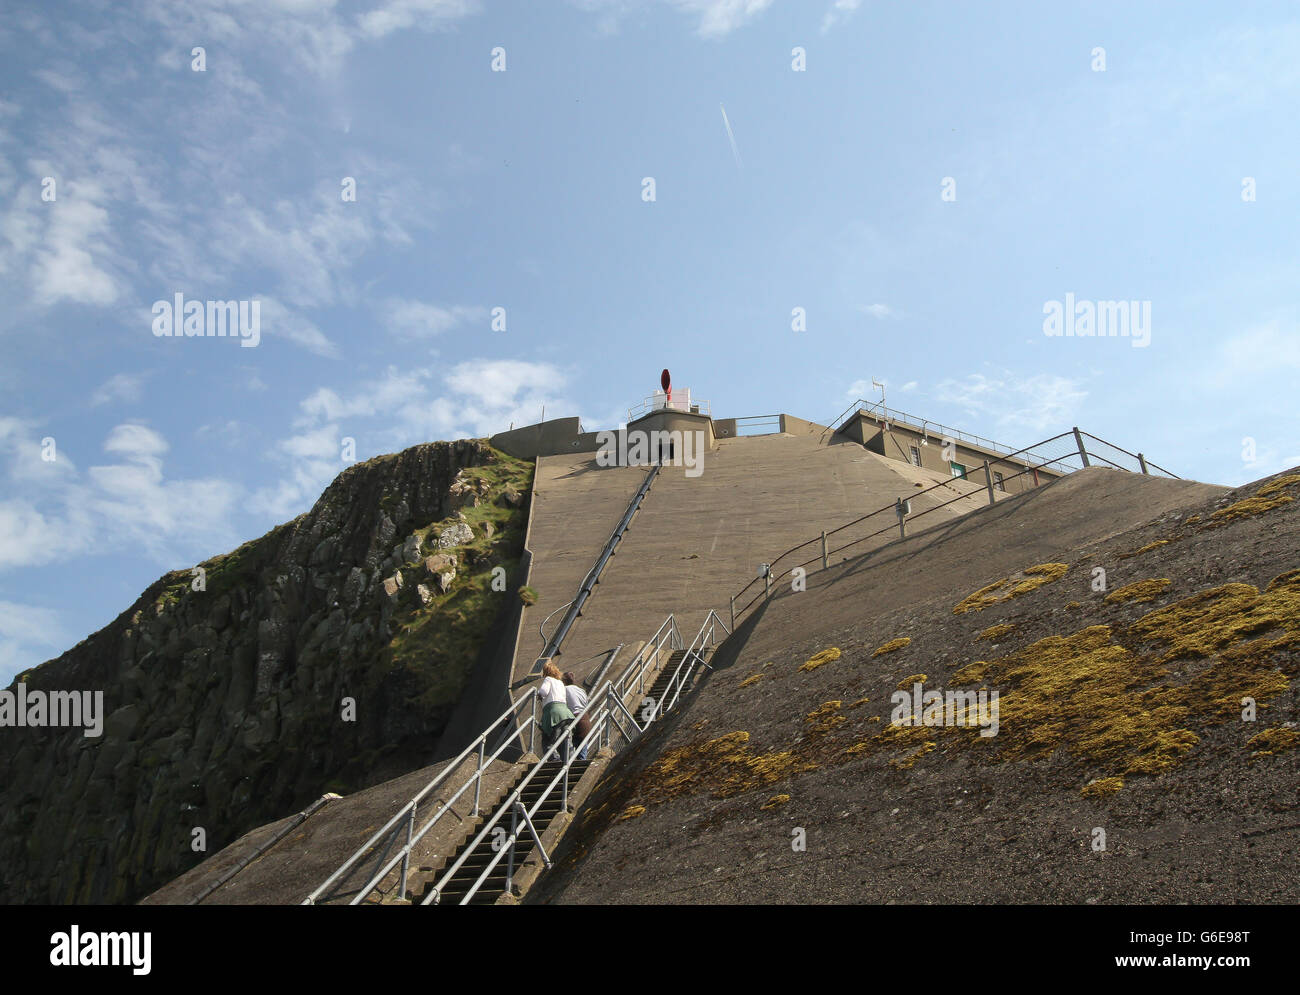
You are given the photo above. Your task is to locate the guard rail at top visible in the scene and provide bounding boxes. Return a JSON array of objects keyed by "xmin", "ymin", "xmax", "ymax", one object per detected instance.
[
  {"xmin": 627, "ymin": 394, "xmax": 712, "ymax": 421},
  {"xmin": 822, "ymin": 399, "xmax": 1023, "ymax": 455},
  {"xmin": 728, "ymin": 426, "xmax": 1178, "ymax": 624}
]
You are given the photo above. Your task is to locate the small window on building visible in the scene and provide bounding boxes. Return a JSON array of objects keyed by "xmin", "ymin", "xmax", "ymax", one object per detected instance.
[
  {"xmin": 950, "ymin": 462, "xmax": 967, "ymax": 479},
  {"xmin": 909, "ymin": 445, "xmax": 921, "ymax": 467},
  {"xmin": 993, "ymin": 471, "xmax": 1005, "ymax": 492}
]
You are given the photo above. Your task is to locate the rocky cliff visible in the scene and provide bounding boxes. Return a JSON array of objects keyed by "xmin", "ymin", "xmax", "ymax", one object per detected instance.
[{"xmin": 0, "ymin": 439, "xmax": 533, "ymax": 904}]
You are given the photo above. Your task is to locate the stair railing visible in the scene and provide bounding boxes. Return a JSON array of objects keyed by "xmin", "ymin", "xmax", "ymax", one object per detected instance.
[
  {"xmin": 302, "ymin": 689, "xmax": 540, "ymax": 905},
  {"xmin": 646, "ymin": 610, "xmax": 731, "ymax": 723}
]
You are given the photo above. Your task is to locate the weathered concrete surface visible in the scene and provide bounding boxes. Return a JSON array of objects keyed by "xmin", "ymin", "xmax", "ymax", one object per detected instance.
[
  {"xmin": 512, "ymin": 432, "xmax": 1000, "ymax": 689},
  {"xmin": 144, "ymin": 751, "xmax": 526, "ymax": 905},
  {"xmin": 525, "ymin": 467, "xmax": 1300, "ymax": 905}
]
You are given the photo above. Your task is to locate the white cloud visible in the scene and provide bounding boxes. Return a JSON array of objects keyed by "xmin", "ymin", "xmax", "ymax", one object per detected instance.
[
  {"xmin": 666, "ymin": 0, "xmax": 774, "ymax": 37},
  {"xmin": 255, "ymin": 359, "xmax": 575, "ymax": 519},
  {"xmin": 861, "ymin": 303, "xmax": 898, "ymax": 320},
  {"xmin": 0, "ymin": 422, "xmax": 241, "ymax": 571},
  {"xmin": 257, "ymin": 297, "xmax": 340, "ymax": 358},
  {"xmin": 0, "ymin": 599, "xmax": 68, "ymax": 684},
  {"xmin": 821, "ymin": 0, "xmax": 861, "ymax": 34},
  {"xmin": 382, "ymin": 298, "xmax": 486, "ymax": 338},
  {"xmin": 90, "ymin": 372, "xmax": 146, "ymax": 407},
  {"xmin": 357, "ymin": 0, "xmax": 482, "ymax": 39},
  {"xmin": 932, "ymin": 371, "xmax": 1089, "ymax": 435}
]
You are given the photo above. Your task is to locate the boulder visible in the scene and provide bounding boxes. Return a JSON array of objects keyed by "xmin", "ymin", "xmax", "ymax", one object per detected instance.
[{"xmin": 436, "ymin": 522, "xmax": 474, "ymax": 548}]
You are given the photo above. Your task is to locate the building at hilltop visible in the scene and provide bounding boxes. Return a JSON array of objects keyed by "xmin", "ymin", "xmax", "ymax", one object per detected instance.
[{"xmin": 489, "ymin": 391, "xmax": 1067, "ymax": 496}]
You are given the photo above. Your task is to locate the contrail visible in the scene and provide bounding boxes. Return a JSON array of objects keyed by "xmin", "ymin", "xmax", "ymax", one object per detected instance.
[{"xmin": 719, "ymin": 103, "xmax": 742, "ymax": 169}]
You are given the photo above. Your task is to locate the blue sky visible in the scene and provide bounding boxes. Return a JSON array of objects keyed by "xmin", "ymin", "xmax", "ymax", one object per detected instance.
[{"xmin": 2, "ymin": 0, "xmax": 1298, "ymax": 679}]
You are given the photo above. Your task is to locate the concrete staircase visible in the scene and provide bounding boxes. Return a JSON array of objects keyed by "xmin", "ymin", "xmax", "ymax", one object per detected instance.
[
  {"xmin": 410, "ymin": 756, "xmax": 595, "ymax": 905},
  {"xmin": 513, "ymin": 431, "xmax": 996, "ymax": 688}
]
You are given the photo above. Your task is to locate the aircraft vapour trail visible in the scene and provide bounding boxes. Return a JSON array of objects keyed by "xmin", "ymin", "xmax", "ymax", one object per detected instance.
[{"xmin": 720, "ymin": 103, "xmax": 742, "ymax": 168}]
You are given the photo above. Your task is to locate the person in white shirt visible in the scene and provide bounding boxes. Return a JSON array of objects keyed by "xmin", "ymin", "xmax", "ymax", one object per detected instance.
[
  {"xmin": 563, "ymin": 672, "xmax": 590, "ymax": 760},
  {"xmin": 537, "ymin": 661, "xmax": 575, "ymax": 756}
]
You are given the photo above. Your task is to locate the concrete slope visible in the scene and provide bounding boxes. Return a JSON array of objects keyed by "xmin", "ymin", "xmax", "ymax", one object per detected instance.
[
  {"xmin": 523, "ymin": 466, "xmax": 1300, "ymax": 906},
  {"xmin": 512, "ymin": 454, "xmax": 649, "ymax": 681},
  {"xmin": 143, "ymin": 751, "xmax": 527, "ymax": 905},
  {"xmin": 514, "ymin": 432, "xmax": 1008, "ymax": 687}
]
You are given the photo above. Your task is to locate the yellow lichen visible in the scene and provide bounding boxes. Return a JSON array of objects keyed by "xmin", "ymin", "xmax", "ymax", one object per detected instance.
[
  {"xmin": 738, "ymin": 673, "xmax": 763, "ymax": 688},
  {"xmin": 805, "ymin": 701, "xmax": 845, "ymax": 734},
  {"xmin": 847, "ymin": 697, "xmax": 870, "ymax": 709},
  {"xmin": 1207, "ymin": 475, "xmax": 1300, "ymax": 525},
  {"xmin": 798, "ymin": 647, "xmax": 842, "ymax": 672},
  {"xmin": 761, "ymin": 793, "xmax": 790, "ymax": 810},
  {"xmin": 889, "ymin": 742, "xmax": 935, "ymax": 770},
  {"xmin": 872, "ymin": 637, "xmax": 911, "ymax": 657},
  {"xmin": 617, "ymin": 805, "xmax": 646, "ymax": 821},
  {"xmin": 1081, "ymin": 776, "xmax": 1124, "ymax": 798},
  {"xmin": 978, "ymin": 623, "xmax": 1015, "ymax": 642},
  {"xmin": 896, "ymin": 673, "xmax": 928, "ymax": 690},
  {"xmin": 1133, "ymin": 539, "xmax": 1171, "ymax": 556},
  {"xmin": 1105, "ymin": 578, "xmax": 1172, "ymax": 604},
  {"xmin": 953, "ymin": 563, "xmax": 1069, "ymax": 614},
  {"xmin": 1246, "ymin": 727, "xmax": 1300, "ymax": 758}
]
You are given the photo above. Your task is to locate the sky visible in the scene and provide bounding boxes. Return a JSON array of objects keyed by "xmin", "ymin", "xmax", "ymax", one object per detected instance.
[{"xmin": 2, "ymin": 0, "xmax": 1298, "ymax": 680}]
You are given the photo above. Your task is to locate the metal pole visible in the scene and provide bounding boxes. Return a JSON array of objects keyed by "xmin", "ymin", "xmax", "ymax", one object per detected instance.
[
  {"xmin": 473, "ymin": 739, "xmax": 484, "ymax": 816},
  {"xmin": 729, "ymin": 595, "xmax": 735, "ymax": 630},
  {"xmin": 505, "ymin": 805, "xmax": 518, "ymax": 894},
  {"xmin": 400, "ymin": 806, "xmax": 415, "ymax": 901},
  {"xmin": 1073, "ymin": 427, "xmax": 1091, "ymax": 467},
  {"xmin": 528, "ymin": 694, "xmax": 536, "ymax": 756},
  {"xmin": 983, "ymin": 460, "xmax": 995, "ymax": 504},
  {"xmin": 821, "ymin": 530, "xmax": 828, "ymax": 569},
  {"xmin": 1138, "ymin": 452, "xmax": 1148, "ymax": 474}
]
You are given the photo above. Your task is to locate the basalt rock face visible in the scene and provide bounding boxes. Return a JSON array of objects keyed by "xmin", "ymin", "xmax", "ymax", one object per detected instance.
[{"xmin": 0, "ymin": 439, "xmax": 532, "ymax": 904}]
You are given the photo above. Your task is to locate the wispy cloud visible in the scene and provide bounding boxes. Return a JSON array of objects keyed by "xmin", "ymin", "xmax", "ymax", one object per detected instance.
[
  {"xmin": 90, "ymin": 372, "xmax": 146, "ymax": 407},
  {"xmin": 382, "ymin": 299, "xmax": 487, "ymax": 338},
  {"xmin": 933, "ymin": 371, "xmax": 1089, "ymax": 435},
  {"xmin": 821, "ymin": 0, "xmax": 862, "ymax": 34}
]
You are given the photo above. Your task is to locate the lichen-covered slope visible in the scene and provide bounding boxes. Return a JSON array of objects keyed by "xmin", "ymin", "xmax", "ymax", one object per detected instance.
[
  {"xmin": 532, "ymin": 467, "xmax": 1300, "ymax": 904},
  {"xmin": 0, "ymin": 439, "xmax": 532, "ymax": 904}
]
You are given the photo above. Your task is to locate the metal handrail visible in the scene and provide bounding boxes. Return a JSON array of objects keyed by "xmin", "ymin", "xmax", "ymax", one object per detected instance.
[
  {"xmin": 826, "ymin": 399, "xmax": 1021, "ymax": 455},
  {"xmin": 650, "ymin": 610, "xmax": 730, "ymax": 721},
  {"xmin": 728, "ymin": 426, "xmax": 1176, "ymax": 623},
  {"xmin": 533, "ymin": 463, "xmax": 659, "ymax": 673},
  {"xmin": 626, "ymin": 394, "xmax": 712, "ymax": 421},
  {"xmin": 537, "ymin": 600, "xmax": 574, "ymax": 650},
  {"xmin": 303, "ymin": 688, "xmax": 540, "ymax": 905},
  {"xmin": 426, "ymin": 612, "xmax": 694, "ymax": 905}
]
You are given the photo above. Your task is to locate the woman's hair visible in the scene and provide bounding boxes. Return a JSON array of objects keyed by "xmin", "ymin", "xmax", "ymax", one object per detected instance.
[
  {"xmin": 542, "ymin": 661, "xmax": 562, "ymax": 680},
  {"xmin": 562, "ymin": 672, "xmax": 576, "ymax": 686}
]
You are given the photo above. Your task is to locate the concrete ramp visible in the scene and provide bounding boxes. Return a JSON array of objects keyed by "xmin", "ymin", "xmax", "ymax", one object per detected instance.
[{"xmin": 512, "ymin": 432, "xmax": 1003, "ymax": 686}]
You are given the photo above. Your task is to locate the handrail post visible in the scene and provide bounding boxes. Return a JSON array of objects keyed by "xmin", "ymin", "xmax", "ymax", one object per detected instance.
[
  {"xmin": 400, "ymin": 805, "xmax": 415, "ymax": 901},
  {"xmin": 473, "ymin": 739, "xmax": 485, "ymax": 816},
  {"xmin": 821, "ymin": 530, "xmax": 828, "ymax": 569},
  {"xmin": 505, "ymin": 805, "xmax": 518, "ymax": 895},
  {"xmin": 528, "ymin": 693, "xmax": 536, "ymax": 756},
  {"xmin": 729, "ymin": 595, "xmax": 735, "ymax": 631},
  {"xmin": 1073, "ymin": 427, "xmax": 1091, "ymax": 467},
  {"xmin": 983, "ymin": 460, "xmax": 995, "ymax": 504},
  {"xmin": 1138, "ymin": 452, "xmax": 1148, "ymax": 474}
]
